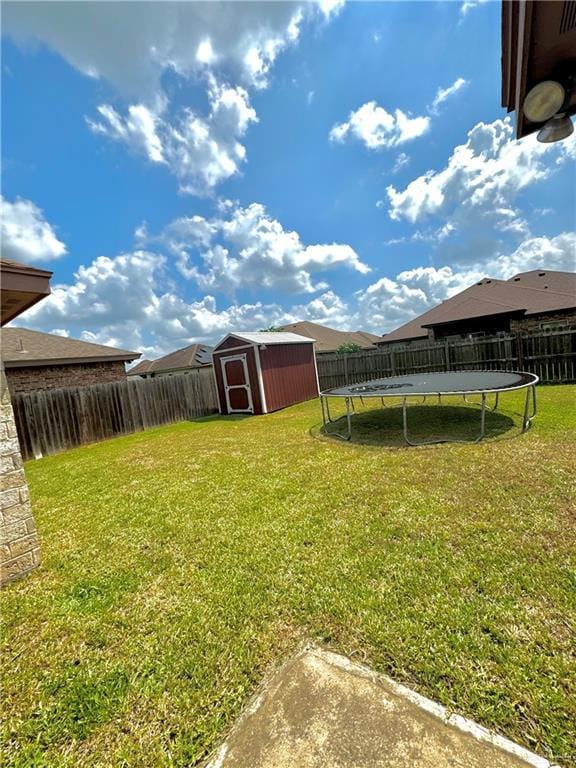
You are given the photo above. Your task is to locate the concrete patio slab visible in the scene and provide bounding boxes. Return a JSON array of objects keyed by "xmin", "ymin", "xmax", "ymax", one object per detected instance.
[{"xmin": 207, "ymin": 647, "xmax": 557, "ymax": 768}]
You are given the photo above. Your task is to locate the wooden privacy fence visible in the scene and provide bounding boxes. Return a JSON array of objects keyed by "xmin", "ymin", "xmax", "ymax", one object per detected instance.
[
  {"xmin": 316, "ymin": 330, "xmax": 576, "ymax": 391},
  {"xmin": 12, "ymin": 368, "xmax": 218, "ymax": 460}
]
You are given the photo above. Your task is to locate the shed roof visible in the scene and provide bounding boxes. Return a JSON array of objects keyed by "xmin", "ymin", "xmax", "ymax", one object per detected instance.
[
  {"xmin": 215, "ymin": 331, "xmax": 314, "ymax": 349},
  {"xmin": 1, "ymin": 327, "xmax": 140, "ymax": 367}
]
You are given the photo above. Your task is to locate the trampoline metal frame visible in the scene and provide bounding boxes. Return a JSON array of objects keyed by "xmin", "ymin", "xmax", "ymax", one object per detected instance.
[{"xmin": 320, "ymin": 371, "xmax": 538, "ymax": 446}]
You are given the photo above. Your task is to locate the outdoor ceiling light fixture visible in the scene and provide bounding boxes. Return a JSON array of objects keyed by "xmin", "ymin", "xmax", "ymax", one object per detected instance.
[
  {"xmin": 523, "ymin": 80, "xmax": 566, "ymax": 122},
  {"xmin": 522, "ymin": 78, "xmax": 575, "ymax": 144},
  {"xmin": 536, "ymin": 112, "xmax": 574, "ymax": 143}
]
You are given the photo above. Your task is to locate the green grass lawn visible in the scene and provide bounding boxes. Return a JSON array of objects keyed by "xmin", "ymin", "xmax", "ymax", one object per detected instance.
[{"xmin": 2, "ymin": 386, "xmax": 575, "ymax": 767}]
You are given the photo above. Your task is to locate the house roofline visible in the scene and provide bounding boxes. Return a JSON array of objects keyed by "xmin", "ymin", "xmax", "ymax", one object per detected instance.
[{"xmin": 4, "ymin": 354, "xmax": 140, "ymax": 368}]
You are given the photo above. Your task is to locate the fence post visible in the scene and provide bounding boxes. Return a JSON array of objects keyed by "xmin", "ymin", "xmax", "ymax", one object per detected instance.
[
  {"xmin": 515, "ymin": 333, "xmax": 524, "ymax": 371},
  {"xmin": 343, "ymin": 354, "xmax": 349, "ymax": 386},
  {"xmin": 444, "ymin": 340, "xmax": 451, "ymax": 371},
  {"xmin": 390, "ymin": 348, "xmax": 396, "ymax": 376}
]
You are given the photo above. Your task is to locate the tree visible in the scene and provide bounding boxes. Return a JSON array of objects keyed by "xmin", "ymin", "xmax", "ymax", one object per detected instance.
[
  {"xmin": 336, "ymin": 342, "xmax": 362, "ymax": 355},
  {"xmin": 259, "ymin": 326, "xmax": 283, "ymax": 332}
]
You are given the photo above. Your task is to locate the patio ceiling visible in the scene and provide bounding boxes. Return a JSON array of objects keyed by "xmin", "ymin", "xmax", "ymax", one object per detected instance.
[
  {"xmin": 502, "ymin": 0, "xmax": 576, "ymax": 139},
  {"xmin": 0, "ymin": 259, "xmax": 53, "ymax": 327}
]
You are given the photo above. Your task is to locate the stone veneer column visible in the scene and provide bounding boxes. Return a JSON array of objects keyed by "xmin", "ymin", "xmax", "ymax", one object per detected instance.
[{"xmin": 0, "ymin": 370, "xmax": 40, "ymax": 585}]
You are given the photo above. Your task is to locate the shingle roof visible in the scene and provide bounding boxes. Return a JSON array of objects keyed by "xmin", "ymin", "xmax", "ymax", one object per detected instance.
[
  {"xmin": 128, "ymin": 359, "xmax": 154, "ymax": 375},
  {"xmin": 378, "ymin": 270, "xmax": 576, "ymax": 344},
  {"xmin": 1, "ymin": 327, "xmax": 140, "ymax": 366},
  {"xmin": 279, "ymin": 321, "xmax": 380, "ymax": 352},
  {"xmin": 128, "ymin": 344, "xmax": 213, "ymax": 375},
  {"xmin": 217, "ymin": 332, "xmax": 314, "ymax": 347}
]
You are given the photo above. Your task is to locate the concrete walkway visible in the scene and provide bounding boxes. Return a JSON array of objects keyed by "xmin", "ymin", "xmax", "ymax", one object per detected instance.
[{"xmin": 207, "ymin": 647, "xmax": 556, "ymax": 768}]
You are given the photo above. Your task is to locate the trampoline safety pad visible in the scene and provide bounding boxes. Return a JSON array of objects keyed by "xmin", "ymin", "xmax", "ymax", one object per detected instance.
[{"xmin": 319, "ymin": 370, "xmax": 539, "ymax": 446}]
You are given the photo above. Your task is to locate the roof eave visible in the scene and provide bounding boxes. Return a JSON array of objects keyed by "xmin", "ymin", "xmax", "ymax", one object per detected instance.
[
  {"xmin": 421, "ymin": 308, "xmax": 526, "ymax": 329},
  {"xmin": 376, "ymin": 334, "xmax": 428, "ymax": 345},
  {"xmin": 4, "ymin": 353, "xmax": 140, "ymax": 368}
]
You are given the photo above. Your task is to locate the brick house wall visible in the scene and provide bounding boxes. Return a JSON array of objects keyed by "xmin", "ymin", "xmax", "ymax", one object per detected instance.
[
  {"xmin": 430, "ymin": 310, "xmax": 576, "ymax": 341},
  {"xmin": 5, "ymin": 360, "xmax": 128, "ymax": 395},
  {"xmin": 510, "ymin": 310, "xmax": 576, "ymax": 334},
  {"xmin": 1, "ymin": 370, "xmax": 40, "ymax": 585}
]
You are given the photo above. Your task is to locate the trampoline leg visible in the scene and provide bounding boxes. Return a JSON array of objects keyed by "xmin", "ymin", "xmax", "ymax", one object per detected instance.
[
  {"xmin": 479, "ymin": 392, "xmax": 486, "ymax": 441},
  {"xmin": 322, "ymin": 396, "xmax": 351, "ymax": 441},
  {"xmin": 325, "ymin": 397, "xmax": 334, "ymax": 423},
  {"xmin": 484, "ymin": 391, "xmax": 500, "ymax": 412},
  {"xmin": 522, "ymin": 385, "xmax": 537, "ymax": 432},
  {"xmin": 346, "ymin": 397, "xmax": 352, "ymax": 440},
  {"xmin": 403, "ymin": 392, "xmax": 487, "ymax": 446},
  {"xmin": 464, "ymin": 392, "xmax": 498, "ymax": 412},
  {"xmin": 402, "ymin": 397, "xmax": 410, "ymax": 445}
]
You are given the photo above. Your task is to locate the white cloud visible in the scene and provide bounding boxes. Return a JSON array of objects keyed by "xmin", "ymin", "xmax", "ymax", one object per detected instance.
[
  {"xmin": 158, "ymin": 202, "xmax": 369, "ymax": 294},
  {"xmin": 5, "ymin": 3, "xmax": 343, "ymax": 196},
  {"xmin": 3, "ymin": 2, "xmax": 337, "ymax": 103},
  {"xmin": 318, "ymin": 0, "xmax": 346, "ymax": 19},
  {"xmin": 88, "ymin": 82, "xmax": 257, "ymax": 195},
  {"xmin": 15, "ymin": 228, "xmax": 575, "ymax": 353},
  {"xmin": 392, "ymin": 152, "xmax": 410, "ymax": 173},
  {"xmin": 354, "ymin": 266, "xmax": 478, "ymax": 333},
  {"xmin": 15, "ymin": 249, "xmax": 278, "ymax": 354},
  {"xmin": 486, "ymin": 232, "xmax": 576, "ymax": 278},
  {"xmin": 294, "ymin": 290, "xmax": 349, "ymax": 324},
  {"xmin": 330, "ymin": 101, "xmax": 430, "ymax": 150},
  {"xmin": 382, "ymin": 222, "xmax": 455, "ymax": 247},
  {"xmin": 1, "ymin": 195, "xmax": 67, "ymax": 263},
  {"xmin": 431, "ymin": 77, "xmax": 468, "ymax": 113},
  {"xmin": 353, "ymin": 232, "xmax": 576, "ymax": 333},
  {"xmin": 88, "ymin": 104, "xmax": 165, "ymax": 163},
  {"xmin": 15, "ymin": 246, "xmax": 358, "ymax": 357},
  {"xmin": 460, "ymin": 0, "xmax": 489, "ymax": 17},
  {"xmin": 386, "ymin": 117, "xmax": 576, "ymax": 239},
  {"xmin": 330, "ymin": 76, "xmax": 469, "ymax": 154}
]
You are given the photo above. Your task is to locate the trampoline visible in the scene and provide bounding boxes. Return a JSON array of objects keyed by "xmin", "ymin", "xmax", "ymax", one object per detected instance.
[{"xmin": 320, "ymin": 370, "xmax": 539, "ymax": 446}]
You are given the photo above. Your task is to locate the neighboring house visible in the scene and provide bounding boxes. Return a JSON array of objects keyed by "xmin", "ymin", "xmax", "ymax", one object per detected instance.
[
  {"xmin": 2, "ymin": 328, "xmax": 140, "ymax": 394},
  {"xmin": 128, "ymin": 343, "xmax": 213, "ymax": 378},
  {"xmin": 0, "ymin": 259, "xmax": 52, "ymax": 584},
  {"xmin": 128, "ymin": 359, "xmax": 154, "ymax": 378},
  {"xmin": 377, "ymin": 270, "xmax": 576, "ymax": 346},
  {"xmin": 279, "ymin": 321, "xmax": 381, "ymax": 353}
]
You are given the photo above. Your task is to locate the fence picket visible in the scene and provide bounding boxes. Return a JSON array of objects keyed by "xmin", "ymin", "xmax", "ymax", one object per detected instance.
[
  {"xmin": 316, "ymin": 330, "xmax": 575, "ymax": 391},
  {"xmin": 12, "ymin": 370, "xmax": 218, "ymax": 460}
]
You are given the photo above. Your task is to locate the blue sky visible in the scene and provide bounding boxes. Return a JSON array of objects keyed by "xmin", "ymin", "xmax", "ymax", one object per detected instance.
[{"xmin": 2, "ymin": 0, "xmax": 575, "ymax": 358}]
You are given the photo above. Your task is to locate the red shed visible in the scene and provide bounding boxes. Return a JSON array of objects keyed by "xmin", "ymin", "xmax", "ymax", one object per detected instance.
[{"xmin": 212, "ymin": 332, "xmax": 319, "ymax": 415}]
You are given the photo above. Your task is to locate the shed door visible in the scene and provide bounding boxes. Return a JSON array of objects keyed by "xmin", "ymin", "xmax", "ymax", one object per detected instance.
[{"xmin": 221, "ymin": 354, "xmax": 254, "ymax": 413}]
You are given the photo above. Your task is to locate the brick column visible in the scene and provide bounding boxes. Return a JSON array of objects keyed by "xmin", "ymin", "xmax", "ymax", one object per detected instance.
[{"xmin": 0, "ymin": 370, "xmax": 40, "ymax": 585}]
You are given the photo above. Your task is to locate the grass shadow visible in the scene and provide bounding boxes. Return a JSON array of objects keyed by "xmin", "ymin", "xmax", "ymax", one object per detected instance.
[
  {"xmin": 315, "ymin": 404, "xmax": 517, "ymax": 447},
  {"xmin": 187, "ymin": 413, "xmax": 252, "ymax": 424}
]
